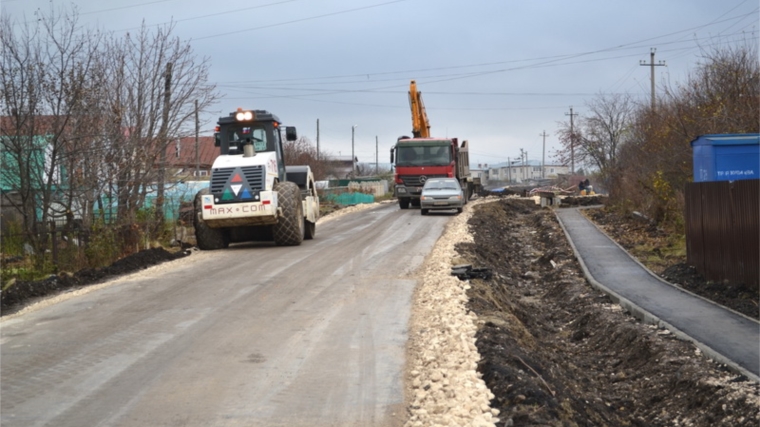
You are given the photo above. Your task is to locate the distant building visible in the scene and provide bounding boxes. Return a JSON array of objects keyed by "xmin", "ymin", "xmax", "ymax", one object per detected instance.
[
  {"xmin": 324, "ymin": 155, "xmax": 358, "ymax": 179},
  {"xmin": 487, "ymin": 160, "xmax": 570, "ymax": 183},
  {"xmin": 470, "ymin": 168, "xmax": 488, "ymax": 185},
  {"xmin": 164, "ymin": 136, "xmax": 217, "ymax": 179}
]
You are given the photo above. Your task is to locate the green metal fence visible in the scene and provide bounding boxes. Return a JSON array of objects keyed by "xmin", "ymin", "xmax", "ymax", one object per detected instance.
[{"xmin": 319, "ymin": 186, "xmax": 376, "ymax": 206}]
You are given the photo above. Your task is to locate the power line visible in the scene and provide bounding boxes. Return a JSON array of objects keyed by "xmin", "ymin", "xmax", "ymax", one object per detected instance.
[
  {"xmin": 79, "ymin": 0, "xmax": 179, "ymax": 17},
  {"xmin": 115, "ymin": 0, "xmax": 302, "ymax": 33},
  {"xmin": 211, "ymin": 26, "xmax": 756, "ymax": 92},
  {"xmin": 211, "ymin": 12, "xmax": 756, "ymax": 86},
  {"xmin": 219, "ymin": 82, "xmax": 642, "ymax": 97},
  {"xmin": 24, "ymin": 0, "xmax": 179, "ymax": 23},
  {"xmin": 217, "ymin": 42, "xmax": 736, "ymax": 98},
  {"xmin": 193, "ymin": 0, "xmax": 406, "ymax": 41},
  {"xmin": 214, "ymin": 29, "xmax": 752, "ymax": 110},
  {"xmin": 419, "ymin": 17, "xmax": 756, "ymax": 86}
]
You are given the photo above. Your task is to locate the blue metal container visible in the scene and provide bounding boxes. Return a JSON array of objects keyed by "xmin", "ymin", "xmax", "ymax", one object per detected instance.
[{"xmin": 690, "ymin": 134, "xmax": 760, "ymax": 182}]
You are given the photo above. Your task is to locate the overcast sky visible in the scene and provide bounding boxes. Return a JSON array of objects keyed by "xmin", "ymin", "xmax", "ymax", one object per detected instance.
[{"xmin": 3, "ymin": 0, "xmax": 758, "ymax": 168}]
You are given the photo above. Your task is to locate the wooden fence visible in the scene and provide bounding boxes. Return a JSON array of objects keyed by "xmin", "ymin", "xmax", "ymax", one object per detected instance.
[{"xmin": 684, "ymin": 179, "xmax": 759, "ymax": 287}]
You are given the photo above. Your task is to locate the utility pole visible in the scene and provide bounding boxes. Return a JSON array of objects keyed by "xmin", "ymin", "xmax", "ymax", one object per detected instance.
[
  {"xmin": 540, "ymin": 130, "xmax": 548, "ymax": 179},
  {"xmin": 316, "ymin": 119, "xmax": 320, "ymax": 161},
  {"xmin": 194, "ymin": 99, "xmax": 199, "ymax": 178},
  {"xmin": 640, "ymin": 48, "xmax": 666, "ymax": 110},
  {"xmin": 507, "ymin": 157, "xmax": 511, "ymax": 183},
  {"xmin": 565, "ymin": 107, "xmax": 578, "ymax": 175},
  {"xmin": 155, "ymin": 62, "xmax": 172, "ymax": 225},
  {"xmin": 351, "ymin": 125, "xmax": 358, "ymax": 176},
  {"xmin": 375, "ymin": 135, "xmax": 379, "ymax": 175}
]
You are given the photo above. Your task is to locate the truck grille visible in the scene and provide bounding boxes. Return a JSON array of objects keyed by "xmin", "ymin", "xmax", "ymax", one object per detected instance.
[
  {"xmin": 401, "ymin": 174, "xmax": 447, "ymax": 187},
  {"xmin": 210, "ymin": 165, "xmax": 265, "ymax": 203},
  {"xmin": 241, "ymin": 166, "xmax": 265, "ymax": 190}
]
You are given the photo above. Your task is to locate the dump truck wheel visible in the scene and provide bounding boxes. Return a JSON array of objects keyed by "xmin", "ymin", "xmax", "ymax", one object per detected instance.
[
  {"xmin": 421, "ymin": 209, "xmax": 428, "ymax": 215},
  {"xmin": 305, "ymin": 220, "xmax": 316, "ymax": 240},
  {"xmin": 273, "ymin": 181, "xmax": 304, "ymax": 246},
  {"xmin": 411, "ymin": 199, "xmax": 420, "ymax": 208},
  {"xmin": 399, "ymin": 198, "xmax": 410, "ymax": 209},
  {"xmin": 194, "ymin": 188, "xmax": 229, "ymax": 250}
]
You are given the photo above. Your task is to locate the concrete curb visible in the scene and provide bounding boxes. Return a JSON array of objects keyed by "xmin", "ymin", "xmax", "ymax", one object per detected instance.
[
  {"xmin": 554, "ymin": 207, "xmax": 760, "ymax": 384},
  {"xmin": 574, "ymin": 206, "xmax": 759, "ymax": 324}
]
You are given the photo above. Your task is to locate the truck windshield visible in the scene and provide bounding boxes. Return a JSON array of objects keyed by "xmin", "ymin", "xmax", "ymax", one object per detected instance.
[
  {"xmin": 225, "ymin": 125, "xmax": 269, "ymax": 154},
  {"xmin": 396, "ymin": 145, "xmax": 451, "ymax": 166}
]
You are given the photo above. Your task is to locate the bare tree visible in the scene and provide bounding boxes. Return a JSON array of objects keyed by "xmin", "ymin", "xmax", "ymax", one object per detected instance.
[
  {"xmin": 354, "ymin": 162, "xmax": 390, "ymax": 177},
  {"xmin": 611, "ymin": 40, "xmax": 758, "ymax": 225},
  {"xmin": 667, "ymin": 41, "xmax": 760, "ymax": 135},
  {"xmin": 0, "ymin": 13, "xmax": 42, "ymax": 244},
  {"xmin": 98, "ymin": 22, "xmax": 219, "ymax": 228},
  {"xmin": 1, "ymin": 6, "xmax": 220, "ymax": 262},
  {"xmin": 0, "ymin": 7, "xmax": 102, "ymax": 257},
  {"xmin": 556, "ymin": 93, "xmax": 634, "ymax": 186},
  {"xmin": 283, "ymin": 136, "xmax": 330, "ymax": 180}
]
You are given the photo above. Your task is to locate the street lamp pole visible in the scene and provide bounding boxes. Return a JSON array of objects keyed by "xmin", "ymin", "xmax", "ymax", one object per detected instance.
[{"xmin": 351, "ymin": 125, "xmax": 358, "ymax": 175}]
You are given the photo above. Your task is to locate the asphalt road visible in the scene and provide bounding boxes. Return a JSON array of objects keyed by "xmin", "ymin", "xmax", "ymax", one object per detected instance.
[{"xmin": 1, "ymin": 203, "xmax": 451, "ymax": 427}]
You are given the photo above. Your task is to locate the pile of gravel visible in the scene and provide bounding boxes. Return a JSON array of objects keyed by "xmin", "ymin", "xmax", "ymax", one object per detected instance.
[{"xmin": 405, "ymin": 198, "xmax": 500, "ymax": 427}]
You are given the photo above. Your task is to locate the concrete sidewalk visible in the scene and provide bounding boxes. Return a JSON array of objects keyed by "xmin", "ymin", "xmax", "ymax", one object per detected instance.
[{"xmin": 555, "ymin": 207, "xmax": 760, "ymax": 381}]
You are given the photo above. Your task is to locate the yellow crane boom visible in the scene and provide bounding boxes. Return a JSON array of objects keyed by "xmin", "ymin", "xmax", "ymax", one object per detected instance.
[{"xmin": 408, "ymin": 80, "xmax": 430, "ymax": 138}]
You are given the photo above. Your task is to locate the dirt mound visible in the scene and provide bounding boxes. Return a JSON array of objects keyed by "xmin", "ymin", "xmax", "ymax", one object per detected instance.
[
  {"xmin": 1, "ymin": 247, "xmax": 190, "ymax": 314},
  {"xmin": 559, "ymin": 194, "xmax": 606, "ymax": 206},
  {"xmin": 457, "ymin": 200, "xmax": 759, "ymax": 426},
  {"xmin": 662, "ymin": 263, "xmax": 759, "ymax": 318}
]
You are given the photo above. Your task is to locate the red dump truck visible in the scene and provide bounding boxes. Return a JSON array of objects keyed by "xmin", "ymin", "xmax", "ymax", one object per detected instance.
[
  {"xmin": 390, "ymin": 80, "xmax": 480, "ymax": 209},
  {"xmin": 391, "ymin": 137, "xmax": 478, "ymax": 209}
]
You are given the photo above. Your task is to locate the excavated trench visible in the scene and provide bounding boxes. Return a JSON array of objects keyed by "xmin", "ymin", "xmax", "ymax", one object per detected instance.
[{"xmin": 457, "ymin": 199, "xmax": 759, "ymax": 426}]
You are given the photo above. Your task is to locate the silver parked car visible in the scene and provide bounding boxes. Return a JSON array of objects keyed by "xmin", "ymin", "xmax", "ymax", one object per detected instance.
[{"xmin": 419, "ymin": 178, "xmax": 464, "ymax": 215}]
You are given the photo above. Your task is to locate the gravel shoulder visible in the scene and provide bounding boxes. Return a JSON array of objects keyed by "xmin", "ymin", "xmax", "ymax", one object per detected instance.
[{"xmin": 404, "ymin": 200, "xmax": 501, "ymax": 427}]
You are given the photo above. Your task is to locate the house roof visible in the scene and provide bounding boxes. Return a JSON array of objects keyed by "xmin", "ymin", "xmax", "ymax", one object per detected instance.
[
  {"xmin": 165, "ymin": 136, "xmax": 217, "ymax": 168},
  {"xmin": 0, "ymin": 115, "xmax": 68, "ymax": 137}
]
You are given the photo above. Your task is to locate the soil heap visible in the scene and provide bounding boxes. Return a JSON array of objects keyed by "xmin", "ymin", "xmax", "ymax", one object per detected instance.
[{"xmin": 457, "ymin": 199, "xmax": 759, "ymax": 426}]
